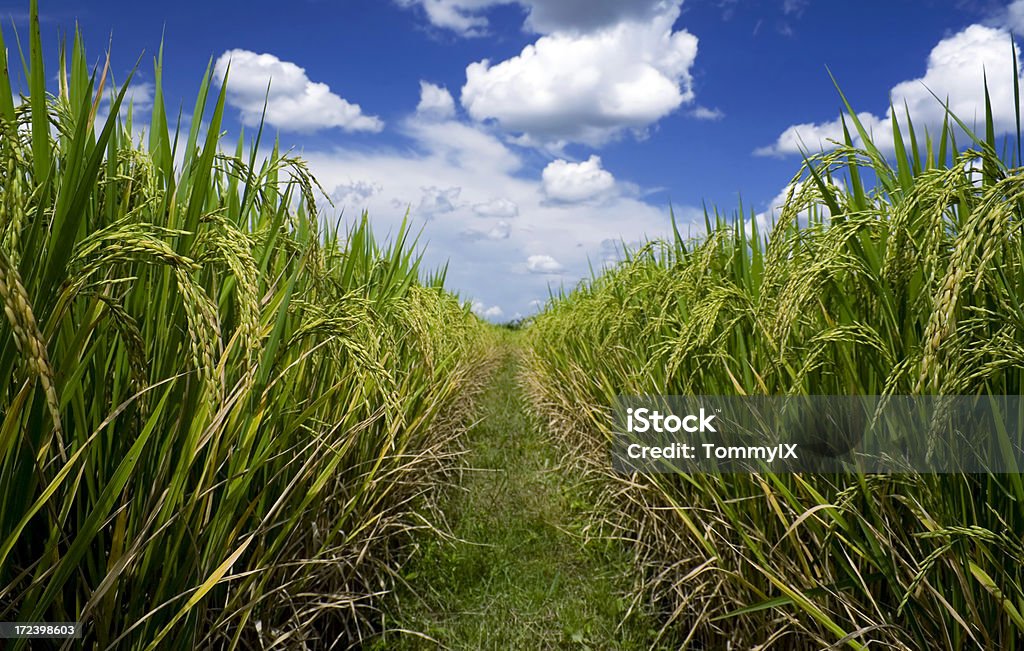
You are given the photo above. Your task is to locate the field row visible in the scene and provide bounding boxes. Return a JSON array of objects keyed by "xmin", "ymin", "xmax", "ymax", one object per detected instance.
[
  {"xmin": 0, "ymin": 9, "xmax": 488, "ymax": 648},
  {"xmin": 528, "ymin": 97, "xmax": 1024, "ymax": 648}
]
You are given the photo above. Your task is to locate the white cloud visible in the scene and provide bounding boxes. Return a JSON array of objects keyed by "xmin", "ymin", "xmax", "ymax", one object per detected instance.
[
  {"xmin": 473, "ymin": 197, "xmax": 519, "ymax": 218},
  {"xmin": 521, "ymin": 0, "xmax": 669, "ymax": 34},
  {"xmin": 1000, "ymin": 0, "xmax": 1024, "ymax": 34},
  {"xmin": 96, "ymin": 82, "xmax": 155, "ymax": 125},
  {"xmin": 404, "ymin": 117, "xmax": 520, "ymax": 173},
  {"xmin": 487, "ymin": 220, "xmax": 512, "ymax": 239},
  {"xmin": 397, "ymin": 2, "xmax": 701, "ymax": 146},
  {"xmin": 416, "ymin": 185, "xmax": 462, "ymax": 216},
  {"xmin": 526, "ymin": 254, "xmax": 565, "ymax": 273},
  {"xmin": 471, "ymin": 299, "xmax": 504, "ymax": 319},
  {"xmin": 298, "ymin": 112, "xmax": 689, "ymax": 318},
  {"xmin": 888, "ymin": 25, "xmax": 1020, "ymax": 129},
  {"xmin": 396, "ymin": 0, "xmax": 492, "ymax": 36},
  {"xmin": 460, "ymin": 6, "xmax": 698, "ymax": 146},
  {"xmin": 758, "ymin": 24, "xmax": 1022, "ymax": 156},
  {"xmin": 332, "ymin": 180, "xmax": 382, "ymax": 211},
  {"xmin": 214, "ymin": 49, "xmax": 383, "ymax": 133},
  {"xmin": 119, "ymin": 82, "xmax": 154, "ymax": 111},
  {"xmin": 395, "ymin": 0, "xmax": 671, "ymax": 37},
  {"xmin": 692, "ymin": 105, "xmax": 725, "ymax": 120},
  {"xmin": 754, "ymin": 111, "xmax": 883, "ymax": 157},
  {"xmin": 462, "ymin": 219, "xmax": 511, "ymax": 240},
  {"xmin": 542, "ymin": 155, "xmax": 616, "ymax": 203},
  {"xmin": 416, "ymin": 81, "xmax": 456, "ymax": 119}
]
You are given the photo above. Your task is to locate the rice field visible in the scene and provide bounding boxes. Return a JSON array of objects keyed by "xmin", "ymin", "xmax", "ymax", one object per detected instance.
[
  {"xmin": 0, "ymin": 5, "xmax": 488, "ymax": 648},
  {"xmin": 5, "ymin": 2, "xmax": 1024, "ymax": 649},
  {"xmin": 527, "ymin": 80, "xmax": 1024, "ymax": 647}
]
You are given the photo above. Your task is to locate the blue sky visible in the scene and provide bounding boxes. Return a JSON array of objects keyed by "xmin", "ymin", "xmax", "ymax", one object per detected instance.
[{"xmin": 3, "ymin": 0, "xmax": 1023, "ymax": 319}]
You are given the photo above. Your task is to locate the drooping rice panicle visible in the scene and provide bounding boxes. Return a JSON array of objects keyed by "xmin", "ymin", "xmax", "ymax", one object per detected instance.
[{"xmin": 0, "ymin": 5, "xmax": 487, "ymax": 648}]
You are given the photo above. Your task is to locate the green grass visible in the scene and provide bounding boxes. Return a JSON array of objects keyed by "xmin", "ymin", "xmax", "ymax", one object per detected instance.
[
  {"xmin": 0, "ymin": 4, "xmax": 486, "ymax": 648},
  {"xmin": 527, "ymin": 70, "xmax": 1024, "ymax": 649},
  {"xmin": 6, "ymin": 2, "xmax": 1024, "ymax": 649},
  {"xmin": 373, "ymin": 332, "xmax": 656, "ymax": 650}
]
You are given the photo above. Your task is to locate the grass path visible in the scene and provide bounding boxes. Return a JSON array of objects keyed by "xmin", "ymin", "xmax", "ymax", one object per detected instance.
[{"xmin": 372, "ymin": 334, "xmax": 653, "ymax": 650}]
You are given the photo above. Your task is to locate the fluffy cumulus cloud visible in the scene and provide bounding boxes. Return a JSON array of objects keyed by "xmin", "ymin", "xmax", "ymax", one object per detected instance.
[
  {"xmin": 213, "ymin": 49, "xmax": 382, "ymax": 133},
  {"xmin": 461, "ymin": 6, "xmax": 698, "ymax": 146},
  {"xmin": 526, "ymin": 254, "xmax": 565, "ymax": 274},
  {"xmin": 416, "ymin": 81, "xmax": 456, "ymax": 119},
  {"xmin": 757, "ymin": 24, "xmax": 1023, "ymax": 156},
  {"xmin": 541, "ymin": 156, "xmax": 617, "ymax": 202},
  {"xmin": 395, "ymin": 1, "xmax": 699, "ymax": 146}
]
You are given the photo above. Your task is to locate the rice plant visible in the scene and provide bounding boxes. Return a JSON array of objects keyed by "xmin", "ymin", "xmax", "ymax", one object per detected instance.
[
  {"xmin": 0, "ymin": 3, "xmax": 486, "ymax": 648},
  {"xmin": 528, "ymin": 66, "xmax": 1024, "ymax": 648}
]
